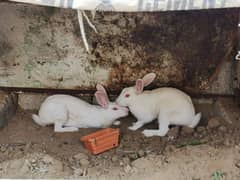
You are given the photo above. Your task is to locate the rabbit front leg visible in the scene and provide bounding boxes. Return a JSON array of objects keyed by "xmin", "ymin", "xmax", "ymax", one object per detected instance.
[
  {"xmin": 113, "ymin": 121, "xmax": 121, "ymax": 126},
  {"xmin": 128, "ymin": 120, "xmax": 145, "ymax": 131},
  {"xmin": 142, "ymin": 114, "xmax": 169, "ymax": 137}
]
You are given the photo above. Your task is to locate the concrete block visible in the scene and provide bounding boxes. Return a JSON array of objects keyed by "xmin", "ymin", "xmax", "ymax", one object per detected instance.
[{"xmin": 0, "ymin": 91, "xmax": 18, "ymax": 128}]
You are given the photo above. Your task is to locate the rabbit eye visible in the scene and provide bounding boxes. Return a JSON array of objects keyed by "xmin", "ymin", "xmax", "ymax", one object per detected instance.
[
  {"xmin": 125, "ymin": 94, "xmax": 130, "ymax": 98},
  {"xmin": 112, "ymin": 107, "xmax": 118, "ymax": 111}
]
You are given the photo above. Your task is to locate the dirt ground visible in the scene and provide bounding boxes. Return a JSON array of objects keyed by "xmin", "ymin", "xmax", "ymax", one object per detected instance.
[{"xmin": 0, "ymin": 98, "xmax": 240, "ymax": 179}]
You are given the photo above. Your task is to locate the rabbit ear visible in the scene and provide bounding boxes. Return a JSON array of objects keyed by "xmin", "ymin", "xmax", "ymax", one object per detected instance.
[
  {"xmin": 95, "ymin": 91, "xmax": 109, "ymax": 108},
  {"xmin": 135, "ymin": 79, "xmax": 144, "ymax": 94},
  {"xmin": 142, "ymin": 73, "xmax": 156, "ymax": 87},
  {"xmin": 96, "ymin": 84, "xmax": 107, "ymax": 95}
]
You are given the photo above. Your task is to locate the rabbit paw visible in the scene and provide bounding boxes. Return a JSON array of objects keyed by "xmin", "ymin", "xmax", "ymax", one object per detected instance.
[
  {"xmin": 128, "ymin": 125, "xmax": 138, "ymax": 131},
  {"xmin": 128, "ymin": 122, "xmax": 144, "ymax": 131},
  {"xmin": 113, "ymin": 121, "xmax": 121, "ymax": 126},
  {"xmin": 142, "ymin": 130, "xmax": 155, "ymax": 137},
  {"xmin": 142, "ymin": 129, "xmax": 168, "ymax": 137}
]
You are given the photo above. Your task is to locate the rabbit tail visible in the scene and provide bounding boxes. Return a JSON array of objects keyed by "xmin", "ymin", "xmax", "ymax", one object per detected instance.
[
  {"xmin": 32, "ymin": 114, "xmax": 47, "ymax": 127},
  {"xmin": 189, "ymin": 112, "xmax": 201, "ymax": 128}
]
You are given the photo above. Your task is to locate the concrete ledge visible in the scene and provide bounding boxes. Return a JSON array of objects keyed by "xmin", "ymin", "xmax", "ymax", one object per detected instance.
[
  {"xmin": 0, "ymin": 91, "xmax": 18, "ymax": 128},
  {"xmin": 214, "ymin": 97, "xmax": 240, "ymax": 125}
]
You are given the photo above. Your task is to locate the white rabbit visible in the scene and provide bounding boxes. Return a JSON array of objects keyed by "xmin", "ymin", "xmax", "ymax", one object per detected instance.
[
  {"xmin": 116, "ymin": 73, "xmax": 201, "ymax": 137},
  {"xmin": 32, "ymin": 84, "xmax": 129, "ymax": 132}
]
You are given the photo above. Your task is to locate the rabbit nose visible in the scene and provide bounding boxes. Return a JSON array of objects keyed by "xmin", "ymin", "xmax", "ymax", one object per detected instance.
[{"xmin": 123, "ymin": 107, "xmax": 129, "ymax": 113}]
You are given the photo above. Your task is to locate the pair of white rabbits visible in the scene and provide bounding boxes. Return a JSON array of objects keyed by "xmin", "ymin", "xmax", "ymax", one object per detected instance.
[{"xmin": 32, "ymin": 73, "xmax": 201, "ymax": 137}]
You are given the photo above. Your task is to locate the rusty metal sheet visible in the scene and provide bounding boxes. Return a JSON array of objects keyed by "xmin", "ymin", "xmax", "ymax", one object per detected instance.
[{"xmin": 0, "ymin": 2, "xmax": 238, "ymax": 93}]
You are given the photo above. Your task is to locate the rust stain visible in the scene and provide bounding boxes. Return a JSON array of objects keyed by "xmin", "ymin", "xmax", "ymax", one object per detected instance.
[{"xmin": 0, "ymin": 3, "xmax": 238, "ymax": 93}]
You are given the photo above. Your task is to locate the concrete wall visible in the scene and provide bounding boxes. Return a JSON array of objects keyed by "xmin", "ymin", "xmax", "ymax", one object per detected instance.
[{"xmin": 0, "ymin": 2, "xmax": 238, "ymax": 94}]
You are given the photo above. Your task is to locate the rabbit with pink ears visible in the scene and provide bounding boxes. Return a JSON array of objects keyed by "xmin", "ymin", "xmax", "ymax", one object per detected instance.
[
  {"xmin": 32, "ymin": 84, "xmax": 129, "ymax": 132},
  {"xmin": 116, "ymin": 73, "xmax": 201, "ymax": 137}
]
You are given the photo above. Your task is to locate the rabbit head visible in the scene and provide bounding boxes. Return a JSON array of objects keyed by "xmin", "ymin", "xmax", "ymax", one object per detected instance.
[
  {"xmin": 95, "ymin": 84, "xmax": 129, "ymax": 119},
  {"xmin": 116, "ymin": 73, "xmax": 156, "ymax": 107}
]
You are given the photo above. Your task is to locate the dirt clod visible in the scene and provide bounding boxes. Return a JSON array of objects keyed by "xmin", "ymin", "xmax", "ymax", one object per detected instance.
[
  {"xmin": 168, "ymin": 127, "xmax": 180, "ymax": 139},
  {"xmin": 196, "ymin": 126, "xmax": 206, "ymax": 133},
  {"xmin": 207, "ymin": 117, "xmax": 221, "ymax": 129},
  {"xmin": 137, "ymin": 150, "xmax": 145, "ymax": 157},
  {"xmin": 181, "ymin": 127, "xmax": 194, "ymax": 135},
  {"xmin": 73, "ymin": 153, "xmax": 89, "ymax": 161}
]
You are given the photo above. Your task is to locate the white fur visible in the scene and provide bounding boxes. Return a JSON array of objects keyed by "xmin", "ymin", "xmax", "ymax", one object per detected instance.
[
  {"xmin": 116, "ymin": 73, "xmax": 201, "ymax": 137},
  {"xmin": 32, "ymin": 85, "xmax": 128, "ymax": 132}
]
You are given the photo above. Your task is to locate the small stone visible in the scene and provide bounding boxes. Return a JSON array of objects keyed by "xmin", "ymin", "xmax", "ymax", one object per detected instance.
[
  {"xmin": 193, "ymin": 132, "xmax": 199, "ymax": 138},
  {"xmin": 235, "ymin": 160, "xmax": 240, "ymax": 168},
  {"xmin": 128, "ymin": 153, "xmax": 138, "ymax": 160},
  {"xmin": 122, "ymin": 157, "xmax": 130, "ymax": 164},
  {"xmin": 31, "ymin": 159, "xmax": 37, "ymax": 163},
  {"xmin": 111, "ymin": 155, "xmax": 118, "ymax": 162},
  {"xmin": 196, "ymin": 126, "xmax": 206, "ymax": 133},
  {"xmin": 123, "ymin": 164, "xmax": 132, "ymax": 173},
  {"xmin": 207, "ymin": 117, "xmax": 221, "ymax": 129},
  {"xmin": 0, "ymin": 146, "xmax": 7, "ymax": 152},
  {"xmin": 181, "ymin": 127, "xmax": 194, "ymax": 135},
  {"xmin": 73, "ymin": 153, "xmax": 88, "ymax": 161},
  {"xmin": 118, "ymin": 18, "xmax": 127, "ymax": 27},
  {"xmin": 131, "ymin": 158, "xmax": 151, "ymax": 169},
  {"xmin": 218, "ymin": 126, "xmax": 227, "ymax": 133},
  {"xmin": 168, "ymin": 127, "xmax": 180, "ymax": 139},
  {"xmin": 42, "ymin": 155, "xmax": 54, "ymax": 164},
  {"xmin": 80, "ymin": 159, "xmax": 90, "ymax": 167},
  {"xmin": 73, "ymin": 168, "xmax": 83, "ymax": 176},
  {"xmin": 137, "ymin": 150, "xmax": 145, "ymax": 157}
]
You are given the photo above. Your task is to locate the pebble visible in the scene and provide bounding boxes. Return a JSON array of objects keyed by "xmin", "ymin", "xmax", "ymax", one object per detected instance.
[
  {"xmin": 118, "ymin": 18, "xmax": 127, "ymax": 27},
  {"xmin": 111, "ymin": 155, "xmax": 118, "ymax": 162},
  {"xmin": 122, "ymin": 157, "xmax": 130, "ymax": 164},
  {"xmin": 73, "ymin": 153, "xmax": 89, "ymax": 161},
  {"xmin": 207, "ymin": 117, "xmax": 221, "ymax": 129},
  {"xmin": 196, "ymin": 126, "xmax": 206, "ymax": 133},
  {"xmin": 193, "ymin": 132, "xmax": 199, "ymax": 138},
  {"xmin": 131, "ymin": 158, "xmax": 150, "ymax": 169},
  {"xmin": 42, "ymin": 155, "xmax": 54, "ymax": 164},
  {"xmin": 0, "ymin": 146, "xmax": 7, "ymax": 152},
  {"xmin": 128, "ymin": 153, "xmax": 138, "ymax": 161},
  {"xmin": 168, "ymin": 127, "xmax": 180, "ymax": 139},
  {"xmin": 137, "ymin": 150, "xmax": 145, "ymax": 157},
  {"xmin": 80, "ymin": 159, "xmax": 90, "ymax": 167},
  {"xmin": 73, "ymin": 168, "xmax": 83, "ymax": 176},
  {"xmin": 235, "ymin": 160, "xmax": 240, "ymax": 168},
  {"xmin": 123, "ymin": 164, "xmax": 132, "ymax": 173},
  {"xmin": 30, "ymin": 159, "xmax": 37, "ymax": 163}
]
